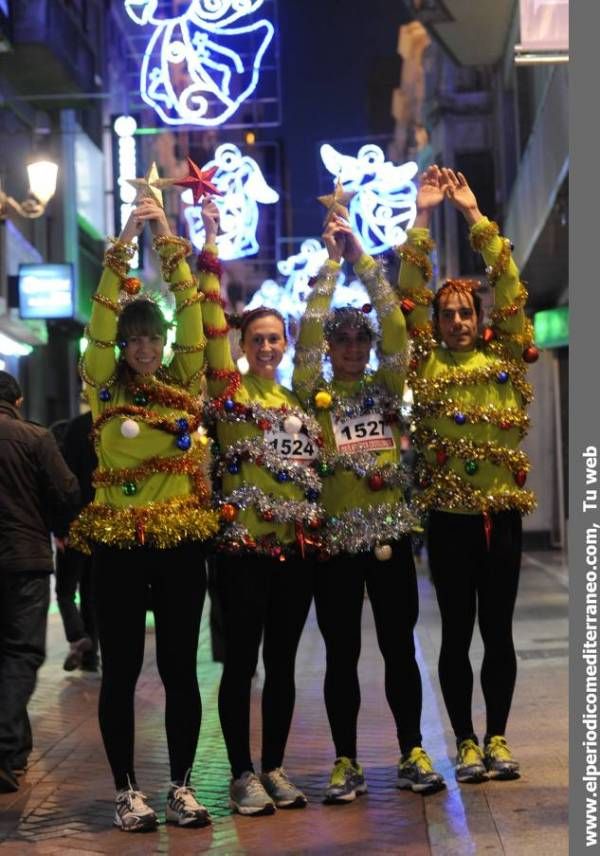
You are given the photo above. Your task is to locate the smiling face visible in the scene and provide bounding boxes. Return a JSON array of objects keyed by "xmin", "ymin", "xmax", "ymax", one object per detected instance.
[
  {"xmin": 436, "ymin": 291, "xmax": 480, "ymax": 352},
  {"xmin": 328, "ymin": 324, "xmax": 373, "ymax": 381},
  {"xmin": 241, "ymin": 314, "xmax": 286, "ymax": 379},
  {"xmin": 122, "ymin": 333, "xmax": 165, "ymax": 376}
]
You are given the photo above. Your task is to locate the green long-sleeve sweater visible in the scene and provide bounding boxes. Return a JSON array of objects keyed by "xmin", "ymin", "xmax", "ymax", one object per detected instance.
[
  {"xmin": 198, "ymin": 245, "xmax": 324, "ymax": 558},
  {"xmin": 396, "ymin": 218, "xmax": 536, "ymax": 515},
  {"xmin": 293, "ymin": 254, "xmax": 418, "ymax": 555},
  {"xmin": 70, "ymin": 236, "xmax": 219, "ymax": 551}
]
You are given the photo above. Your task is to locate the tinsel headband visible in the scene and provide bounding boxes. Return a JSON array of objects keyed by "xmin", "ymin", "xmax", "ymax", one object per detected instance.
[{"xmin": 324, "ymin": 306, "xmax": 376, "ymax": 341}]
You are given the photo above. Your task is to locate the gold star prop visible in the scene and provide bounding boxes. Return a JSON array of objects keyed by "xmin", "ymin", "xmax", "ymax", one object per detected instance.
[
  {"xmin": 317, "ymin": 176, "xmax": 354, "ymax": 225},
  {"xmin": 126, "ymin": 162, "xmax": 164, "ymax": 207},
  {"xmin": 153, "ymin": 157, "xmax": 223, "ymax": 204}
]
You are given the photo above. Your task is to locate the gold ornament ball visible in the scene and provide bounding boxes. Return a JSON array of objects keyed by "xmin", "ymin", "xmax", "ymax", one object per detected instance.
[
  {"xmin": 374, "ymin": 544, "xmax": 392, "ymax": 561},
  {"xmin": 315, "ymin": 391, "xmax": 332, "ymax": 409}
]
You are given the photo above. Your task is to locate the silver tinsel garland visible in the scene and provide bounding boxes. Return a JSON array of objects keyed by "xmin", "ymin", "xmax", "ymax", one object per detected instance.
[
  {"xmin": 324, "ymin": 501, "xmax": 419, "ymax": 554},
  {"xmin": 221, "ymin": 484, "xmax": 324, "ymax": 522},
  {"xmin": 218, "ymin": 436, "xmax": 322, "ymax": 492}
]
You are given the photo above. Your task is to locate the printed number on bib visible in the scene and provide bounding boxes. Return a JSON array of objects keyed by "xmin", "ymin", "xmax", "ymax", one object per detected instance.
[
  {"xmin": 266, "ymin": 430, "xmax": 317, "ymax": 462},
  {"xmin": 332, "ymin": 413, "xmax": 395, "ymax": 453}
]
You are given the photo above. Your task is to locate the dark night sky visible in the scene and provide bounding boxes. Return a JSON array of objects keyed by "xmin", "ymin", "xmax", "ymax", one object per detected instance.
[{"xmin": 274, "ymin": 0, "xmax": 413, "ymax": 237}]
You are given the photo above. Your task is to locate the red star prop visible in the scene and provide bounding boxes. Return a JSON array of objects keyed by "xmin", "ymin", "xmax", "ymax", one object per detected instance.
[{"xmin": 173, "ymin": 158, "xmax": 222, "ymax": 204}]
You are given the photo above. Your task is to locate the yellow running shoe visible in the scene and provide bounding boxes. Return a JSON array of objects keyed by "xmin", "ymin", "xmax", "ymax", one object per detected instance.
[
  {"xmin": 397, "ymin": 747, "xmax": 446, "ymax": 794},
  {"xmin": 484, "ymin": 736, "xmax": 521, "ymax": 780},
  {"xmin": 323, "ymin": 757, "xmax": 368, "ymax": 803},
  {"xmin": 455, "ymin": 738, "xmax": 487, "ymax": 783}
]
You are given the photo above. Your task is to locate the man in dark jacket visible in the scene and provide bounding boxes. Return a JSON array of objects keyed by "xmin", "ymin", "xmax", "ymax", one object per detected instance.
[{"xmin": 0, "ymin": 371, "xmax": 80, "ymax": 792}]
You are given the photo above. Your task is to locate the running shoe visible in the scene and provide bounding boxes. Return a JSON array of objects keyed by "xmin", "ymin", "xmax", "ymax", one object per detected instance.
[
  {"xmin": 455, "ymin": 738, "xmax": 487, "ymax": 784},
  {"xmin": 114, "ymin": 784, "xmax": 158, "ymax": 832},
  {"xmin": 484, "ymin": 736, "xmax": 521, "ymax": 780},
  {"xmin": 229, "ymin": 771, "xmax": 276, "ymax": 816},
  {"xmin": 323, "ymin": 757, "xmax": 368, "ymax": 804},
  {"xmin": 260, "ymin": 767, "xmax": 307, "ymax": 808},
  {"xmin": 166, "ymin": 782, "xmax": 211, "ymax": 827},
  {"xmin": 397, "ymin": 747, "xmax": 446, "ymax": 794}
]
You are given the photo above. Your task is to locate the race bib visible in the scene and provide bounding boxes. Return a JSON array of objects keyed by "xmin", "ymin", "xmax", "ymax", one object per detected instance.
[
  {"xmin": 265, "ymin": 430, "xmax": 318, "ymax": 462},
  {"xmin": 332, "ymin": 413, "xmax": 396, "ymax": 453}
]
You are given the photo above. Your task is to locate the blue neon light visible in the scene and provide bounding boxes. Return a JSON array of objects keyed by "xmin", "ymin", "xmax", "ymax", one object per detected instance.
[
  {"xmin": 320, "ymin": 143, "xmax": 418, "ymax": 254},
  {"xmin": 184, "ymin": 143, "xmax": 279, "ymax": 259},
  {"xmin": 124, "ymin": 1, "xmax": 275, "ymax": 127}
]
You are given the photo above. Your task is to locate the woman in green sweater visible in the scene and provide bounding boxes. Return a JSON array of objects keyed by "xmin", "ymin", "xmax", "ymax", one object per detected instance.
[
  {"xmin": 198, "ymin": 199, "xmax": 323, "ymax": 816},
  {"xmin": 293, "ymin": 216, "xmax": 444, "ymax": 803},
  {"xmin": 73, "ymin": 196, "xmax": 219, "ymax": 833}
]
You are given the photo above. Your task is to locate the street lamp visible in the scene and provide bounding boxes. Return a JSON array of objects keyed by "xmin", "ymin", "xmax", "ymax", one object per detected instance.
[{"xmin": 0, "ymin": 159, "xmax": 59, "ymax": 219}]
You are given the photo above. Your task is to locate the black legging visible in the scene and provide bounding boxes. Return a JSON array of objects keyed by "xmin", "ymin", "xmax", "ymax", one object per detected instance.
[
  {"xmin": 217, "ymin": 554, "xmax": 313, "ymax": 778},
  {"xmin": 92, "ymin": 541, "xmax": 207, "ymax": 790},
  {"xmin": 427, "ymin": 510, "xmax": 522, "ymax": 742},
  {"xmin": 314, "ymin": 537, "xmax": 422, "ymax": 759}
]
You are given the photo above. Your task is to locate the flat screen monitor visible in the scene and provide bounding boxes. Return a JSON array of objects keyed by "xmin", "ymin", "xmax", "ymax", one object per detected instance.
[{"xmin": 18, "ymin": 263, "xmax": 75, "ymax": 320}]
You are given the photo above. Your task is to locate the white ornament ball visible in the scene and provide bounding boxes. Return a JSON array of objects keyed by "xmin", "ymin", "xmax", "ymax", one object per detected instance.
[
  {"xmin": 121, "ymin": 418, "xmax": 140, "ymax": 439},
  {"xmin": 197, "ymin": 425, "xmax": 207, "ymax": 436},
  {"xmin": 283, "ymin": 414, "xmax": 303, "ymax": 434},
  {"xmin": 374, "ymin": 544, "xmax": 392, "ymax": 562}
]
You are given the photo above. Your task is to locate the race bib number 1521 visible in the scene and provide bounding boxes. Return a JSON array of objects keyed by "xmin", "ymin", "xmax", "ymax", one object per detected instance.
[{"xmin": 332, "ymin": 413, "xmax": 395, "ymax": 453}]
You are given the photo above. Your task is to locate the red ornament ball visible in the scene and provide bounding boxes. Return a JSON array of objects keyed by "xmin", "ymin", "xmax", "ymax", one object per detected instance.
[
  {"xmin": 361, "ymin": 303, "xmax": 372, "ymax": 314},
  {"xmin": 436, "ymin": 449, "xmax": 448, "ymax": 466},
  {"xmin": 262, "ymin": 509, "xmax": 274, "ymax": 522},
  {"xmin": 122, "ymin": 276, "xmax": 142, "ymax": 295},
  {"xmin": 220, "ymin": 503, "xmax": 238, "ymax": 522},
  {"xmin": 400, "ymin": 298, "xmax": 416, "ymax": 315},
  {"xmin": 499, "ymin": 420, "xmax": 511, "ymax": 431},
  {"xmin": 522, "ymin": 346, "xmax": 540, "ymax": 364},
  {"xmin": 368, "ymin": 473, "xmax": 384, "ymax": 491},
  {"xmin": 257, "ymin": 419, "xmax": 272, "ymax": 431},
  {"xmin": 308, "ymin": 517, "xmax": 322, "ymax": 530},
  {"xmin": 481, "ymin": 327, "xmax": 495, "ymax": 344},
  {"xmin": 515, "ymin": 469, "xmax": 527, "ymax": 487}
]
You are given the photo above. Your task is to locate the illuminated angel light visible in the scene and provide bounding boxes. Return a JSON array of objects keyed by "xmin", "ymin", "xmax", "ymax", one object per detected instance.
[
  {"xmin": 183, "ymin": 143, "xmax": 279, "ymax": 259},
  {"xmin": 320, "ymin": 143, "xmax": 418, "ymax": 254},
  {"xmin": 124, "ymin": 0, "xmax": 275, "ymax": 127}
]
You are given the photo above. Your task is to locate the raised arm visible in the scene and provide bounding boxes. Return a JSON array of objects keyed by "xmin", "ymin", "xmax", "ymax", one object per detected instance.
[
  {"xmin": 292, "ymin": 219, "xmax": 343, "ymax": 406},
  {"xmin": 441, "ymin": 168, "xmax": 529, "ymax": 357},
  {"xmin": 81, "ymin": 209, "xmax": 138, "ymax": 390},
  {"xmin": 344, "ymin": 227, "xmax": 407, "ymax": 396},
  {"xmin": 196, "ymin": 198, "xmax": 238, "ymax": 401},
  {"xmin": 395, "ymin": 166, "xmax": 442, "ymax": 338}
]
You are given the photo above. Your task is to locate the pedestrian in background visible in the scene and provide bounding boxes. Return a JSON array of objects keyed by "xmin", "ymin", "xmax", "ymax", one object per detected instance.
[
  {"xmin": 0, "ymin": 370, "xmax": 80, "ymax": 793},
  {"xmin": 52, "ymin": 409, "xmax": 99, "ymax": 672}
]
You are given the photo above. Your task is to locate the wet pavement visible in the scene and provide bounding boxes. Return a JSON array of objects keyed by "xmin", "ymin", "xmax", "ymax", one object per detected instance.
[{"xmin": 0, "ymin": 549, "xmax": 568, "ymax": 854}]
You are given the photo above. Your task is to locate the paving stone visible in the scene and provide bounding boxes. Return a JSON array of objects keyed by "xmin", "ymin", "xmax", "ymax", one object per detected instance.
[{"xmin": 0, "ymin": 551, "xmax": 568, "ymax": 853}]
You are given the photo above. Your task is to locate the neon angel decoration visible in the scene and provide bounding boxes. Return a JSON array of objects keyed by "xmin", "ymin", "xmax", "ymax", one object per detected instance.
[
  {"xmin": 183, "ymin": 143, "xmax": 279, "ymax": 259},
  {"xmin": 124, "ymin": 0, "xmax": 275, "ymax": 127},
  {"xmin": 320, "ymin": 143, "xmax": 418, "ymax": 254}
]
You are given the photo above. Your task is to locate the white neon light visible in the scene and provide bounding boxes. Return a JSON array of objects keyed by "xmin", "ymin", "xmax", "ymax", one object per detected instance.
[
  {"xmin": 114, "ymin": 115, "xmax": 139, "ymax": 267},
  {"xmin": 320, "ymin": 143, "xmax": 418, "ymax": 254},
  {"xmin": 124, "ymin": 0, "xmax": 275, "ymax": 127},
  {"xmin": 184, "ymin": 143, "xmax": 278, "ymax": 259},
  {"xmin": 0, "ymin": 332, "xmax": 33, "ymax": 357}
]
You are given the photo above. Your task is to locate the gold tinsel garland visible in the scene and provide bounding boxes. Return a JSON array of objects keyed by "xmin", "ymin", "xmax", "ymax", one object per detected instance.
[
  {"xmin": 409, "ymin": 361, "xmax": 533, "ymax": 405},
  {"xmin": 91, "ymin": 293, "xmax": 121, "ymax": 315},
  {"xmin": 70, "ymin": 496, "xmax": 220, "ymax": 553},
  {"xmin": 396, "ymin": 245, "xmax": 433, "ymax": 282},
  {"xmin": 104, "ymin": 240, "xmax": 135, "ymax": 279},
  {"xmin": 83, "ymin": 326, "xmax": 118, "ymax": 349},
  {"xmin": 92, "ymin": 448, "xmax": 210, "ymax": 501},
  {"xmin": 413, "ymin": 465, "xmax": 536, "ymax": 515},
  {"xmin": 152, "ymin": 236, "xmax": 192, "ymax": 281},
  {"xmin": 414, "ymin": 425, "xmax": 530, "ymax": 473},
  {"xmin": 175, "ymin": 293, "xmax": 205, "ymax": 315},
  {"xmin": 412, "ymin": 399, "xmax": 530, "ymax": 435},
  {"xmin": 78, "ymin": 356, "xmax": 117, "ymax": 390},
  {"xmin": 469, "ymin": 220, "xmax": 499, "ymax": 253},
  {"xmin": 169, "ymin": 277, "xmax": 199, "ymax": 293}
]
